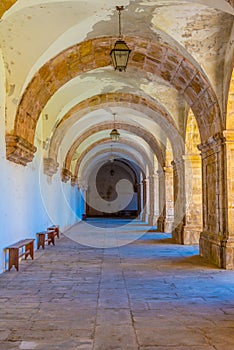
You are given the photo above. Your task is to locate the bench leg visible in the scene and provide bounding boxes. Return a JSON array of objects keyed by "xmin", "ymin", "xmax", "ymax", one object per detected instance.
[
  {"xmin": 25, "ymin": 242, "xmax": 34, "ymax": 260},
  {"xmin": 8, "ymin": 248, "xmax": 19, "ymax": 271},
  {"xmin": 48, "ymin": 231, "xmax": 55, "ymax": 245},
  {"xmin": 55, "ymin": 227, "xmax": 60, "ymax": 239},
  {"xmin": 37, "ymin": 233, "xmax": 45, "ymax": 250}
]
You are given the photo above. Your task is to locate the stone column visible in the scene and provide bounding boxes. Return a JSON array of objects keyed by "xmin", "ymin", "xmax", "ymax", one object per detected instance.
[
  {"xmin": 164, "ymin": 165, "xmax": 174, "ymax": 233},
  {"xmin": 157, "ymin": 169, "xmax": 166, "ymax": 232},
  {"xmin": 171, "ymin": 159, "xmax": 186, "ymax": 244},
  {"xmin": 142, "ymin": 178, "xmax": 149, "ymax": 223},
  {"xmin": 183, "ymin": 154, "xmax": 202, "ymax": 244},
  {"xmin": 78, "ymin": 179, "xmax": 88, "ymax": 217},
  {"xmin": 198, "ymin": 133, "xmax": 232, "ymax": 269},
  {"xmin": 138, "ymin": 180, "xmax": 143, "ymax": 220},
  {"xmin": 141, "ymin": 178, "xmax": 146, "ymax": 221},
  {"xmin": 137, "ymin": 183, "xmax": 142, "ymax": 220},
  {"xmin": 148, "ymin": 173, "xmax": 159, "ymax": 226},
  {"xmin": 224, "ymin": 130, "xmax": 234, "ymax": 243}
]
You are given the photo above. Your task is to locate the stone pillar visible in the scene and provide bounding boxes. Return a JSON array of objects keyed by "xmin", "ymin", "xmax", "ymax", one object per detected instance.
[
  {"xmin": 78, "ymin": 179, "xmax": 88, "ymax": 216},
  {"xmin": 137, "ymin": 183, "xmax": 142, "ymax": 220},
  {"xmin": 138, "ymin": 180, "xmax": 144, "ymax": 220},
  {"xmin": 224, "ymin": 130, "xmax": 234, "ymax": 242},
  {"xmin": 164, "ymin": 165, "xmax": 174, "ymax": 233},
  {"xmin": 157, "ymin": 169, "xmax": 166, "ymax": 232},
  {"xmin": 142, "ymin": 178, "xmax": 149, "ymax": 222},
  {"xmin": 171, "ymin": 159, "xmax": 186, "ymax": 244},
  {"xmin": 153, "ymin": 173, "xmax": 160, "ymax": 224},
  {"xmin": 183, "ymin": 155, "xmax": 202, "ymax": 244},
  {"xmin": 141, "ymin": 178, "xmax": 146, "ymax": 222},
  {"xmin": 198, "ymin": 133, "xmax": 232, "ymax": 269},
  {"xmin": 148, "ymin": 173, "xmax": 159, "ymax": 226}
]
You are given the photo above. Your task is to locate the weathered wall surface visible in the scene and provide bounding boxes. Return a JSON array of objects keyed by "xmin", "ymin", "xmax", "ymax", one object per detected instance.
[{"xmin": 0, "ymin": 52, "xmax": 83, "ymax": 273}]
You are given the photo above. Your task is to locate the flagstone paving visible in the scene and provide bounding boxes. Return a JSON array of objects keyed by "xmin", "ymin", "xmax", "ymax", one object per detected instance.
[{"xmin": 1, "ymin": 219, "xmax": 234, "ymax": 350}]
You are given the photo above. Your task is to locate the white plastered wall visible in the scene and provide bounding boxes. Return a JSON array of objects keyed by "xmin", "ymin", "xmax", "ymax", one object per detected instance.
[{"xmin": 0, "ymin": 51, "xmax": 84, "ymax": 273}]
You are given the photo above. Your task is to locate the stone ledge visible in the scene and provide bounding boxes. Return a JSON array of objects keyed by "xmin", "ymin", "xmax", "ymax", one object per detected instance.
[
  {"xmin": 6, "ymin": 134, "xmax": 37, "ymax": 166},
  {"xmin": 61, "ymin": 168, "xmax": 71, "ymax": 183},
  {"xmin": 43, "ymin": 157, "xmax": 59, "ymax": 176}
]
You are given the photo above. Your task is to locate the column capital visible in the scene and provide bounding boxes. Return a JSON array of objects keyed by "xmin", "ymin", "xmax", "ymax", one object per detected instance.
[
  {"xmin": 198, "ymin": 132, "xmax": 225, "ymax": 155},
  {"xmin": 171, "ymin": 157, "xmax": 184, "ymax": 166},
  {"xmin": 61, "ymin": 168, "xmax": 72, "ymax": 183},
  {"xmin": 162, "ymin": 165, "xmax": 172, "ymax": 174},
  {"xmin": 6, "ymin": 134, "xmax": 37, "ymax": 166},
  {"xmin": 43, "ymin": 157, "xmax": 59, "ymax": 176},
  {"xmin": 171, "ymin": 158, "xmax": 184, "ymax": 172},
  {"xmin": 223, "ymin": 129, "xmax": 234, "ymax": 143}
]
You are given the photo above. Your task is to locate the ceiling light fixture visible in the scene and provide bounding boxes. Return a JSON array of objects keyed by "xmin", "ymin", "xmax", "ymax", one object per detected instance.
[
  {"xmin": 110, "ymin": 5, "xmax": 131, "ymax": 72},
  {"xmin": 110, "ymin": 113, "xmax": 120, "ymax": 142}
]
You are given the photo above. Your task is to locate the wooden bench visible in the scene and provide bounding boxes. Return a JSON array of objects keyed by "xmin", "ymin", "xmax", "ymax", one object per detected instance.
[
  {"xmin": 47, "ymin": 225, "xmax": 60, "ymax": 239},
  {"xmin": 5, "ymin": 238, "xmax": 35, "ymax": 271},
  {"xmin": 36, "ymin": 229, "xmax": 56, "ymax": 250}
]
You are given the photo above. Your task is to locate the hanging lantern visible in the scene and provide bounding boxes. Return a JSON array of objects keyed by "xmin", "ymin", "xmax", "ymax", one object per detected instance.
[
  {"xmin": 110, "ymin": 6, "xmax": 131, "ymax": 72},
  {"xmin": 110, "ymin": 113, "xmax": 120, "ymax": 142}
]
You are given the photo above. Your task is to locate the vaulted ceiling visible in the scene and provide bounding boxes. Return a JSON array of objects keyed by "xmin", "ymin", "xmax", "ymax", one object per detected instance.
[{"xmin": 1, "ymin": 0, "xmax": 233, "ymax": 181}]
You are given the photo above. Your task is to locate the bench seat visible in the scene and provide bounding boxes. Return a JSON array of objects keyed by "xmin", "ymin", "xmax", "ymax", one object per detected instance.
[
  {"xmin": 5, "ymin": 238, "xmax": 35, "ymax": 271},
  {"xmin": 37, "ymin": 230, "xmax": 57, "ymax": 250}
]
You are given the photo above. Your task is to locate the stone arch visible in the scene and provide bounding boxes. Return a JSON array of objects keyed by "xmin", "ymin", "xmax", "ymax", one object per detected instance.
[
  {"xmin": 45, "ymin": 121, "xmax": 165, "ymax": 176},
  {"xmin": 64, "ymin": 138, "xmax": 153, "ymax": 184},
  {"xmin": 6, "ymin": 36, "xmax": 222, "ymax": 165},
  {"xmin": 79, "ymin": 149, "xmax": 145, "ymax": 186},
  {"xmin": 47, "ymin": 93, "xmax": 182, "ymax": 169},
  {"xmin": 64, "ymin": 136, "xmax": 154, "ymax": 177},
  {"xmin": 0, "ymin": 1, "xmax": 17, "ymax": 19}
]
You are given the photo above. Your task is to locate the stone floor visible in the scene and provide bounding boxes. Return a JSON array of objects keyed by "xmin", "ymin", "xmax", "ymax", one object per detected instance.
[{"xmin": 1, "ymin": 219, "xmax": 234, "ymax": 350}]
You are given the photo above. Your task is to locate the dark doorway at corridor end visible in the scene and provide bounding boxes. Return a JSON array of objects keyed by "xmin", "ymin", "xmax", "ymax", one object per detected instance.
[{"xmin": 86, "ymin": 158, "xmax": 142, "ymax": 219}]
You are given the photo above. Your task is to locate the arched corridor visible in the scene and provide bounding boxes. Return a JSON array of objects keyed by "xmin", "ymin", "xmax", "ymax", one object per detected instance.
[
  {"xmin": 1, "ymin": 219, "xmax": 234, "ymax": 349},
  {"xmin": 0, "ymin": 1, "xmax": 234, "ymax": 348},
  {"xmin": 0, "ymin": 0, "xmax": 233, "ymax": 269}
]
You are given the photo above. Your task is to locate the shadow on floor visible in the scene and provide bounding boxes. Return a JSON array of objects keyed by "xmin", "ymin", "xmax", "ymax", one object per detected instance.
[
  {"xmin": 175, "ymin": 254, "xmax": 219, "ymax": 269},
  {"xmin": 138, "ymin": 237, "xmax": 176, "ymax": 245}
]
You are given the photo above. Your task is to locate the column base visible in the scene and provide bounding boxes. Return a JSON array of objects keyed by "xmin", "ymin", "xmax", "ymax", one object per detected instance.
[
  {"xmin": 165, "ymin": 219, "xmax": 173, "ymax": 233},
  {"xmin": 148, "ymin": 215, "xmax": 158, "ymax": 226},
  {"xmin": 142, "ymin": 212, "xmax": 148, "ymax": 223},
  {"xmin": 172, "ymin": 223, "xmax": 184, "ymax": 244},
  {"xmin": 157, "ymin": 216, "xmax": 165, "ymax": 232},
  {"xmin": 200, "ymin": 232, "xmax": 234, "ymax": 269},
  {"xmin": 183, "ymin": 226, "xmax": 200, "ymax": 245}
]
